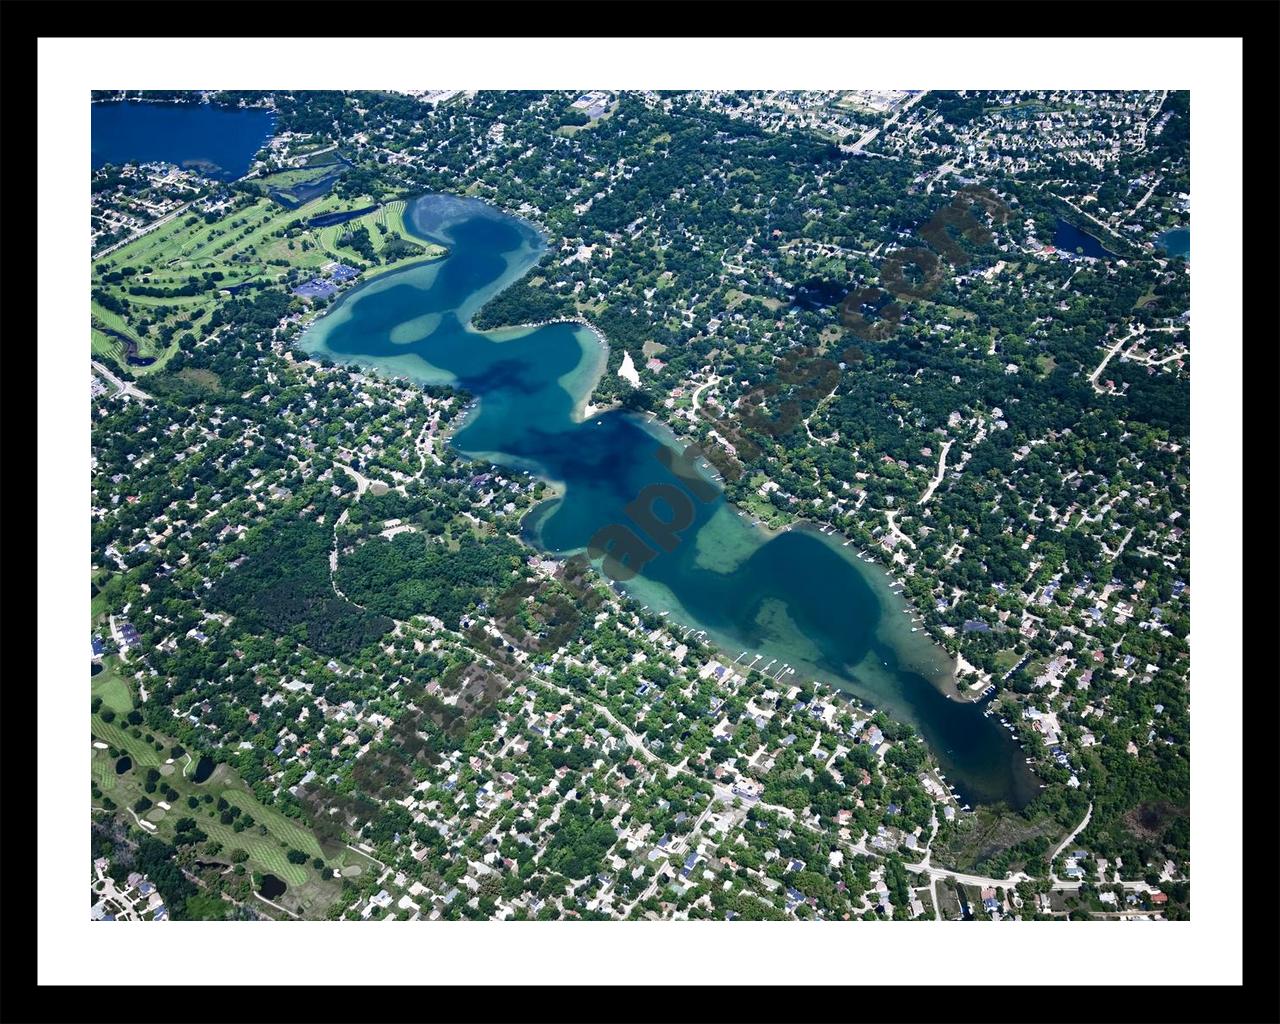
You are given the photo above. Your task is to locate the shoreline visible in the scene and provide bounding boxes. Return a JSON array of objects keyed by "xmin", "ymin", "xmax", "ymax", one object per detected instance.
[
  {"xmin": 293, "ymin": 191, "xmax": 1015, "ymax": 787},
  {"xmin": 656, "ymin": 405, "xmax": 977, "ymax": 703}
]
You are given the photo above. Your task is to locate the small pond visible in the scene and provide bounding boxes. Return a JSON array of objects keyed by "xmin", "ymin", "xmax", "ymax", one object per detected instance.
[
  {"xmin": 1052, "ymin": 218, "xmax": 1114, "ymax": 259},
  {"xmin": 258, "ymin": 874, "xmax": 287, "ymax": 900},
  {"xmin": 191, "ymin": 754, "xmax": 216, "ymax": 783}
]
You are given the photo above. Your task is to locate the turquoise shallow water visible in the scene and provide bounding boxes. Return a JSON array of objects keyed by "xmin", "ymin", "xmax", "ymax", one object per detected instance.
[{"xmin": 299, "ymin": 194, "xmax": 1040, "ymax": 808}]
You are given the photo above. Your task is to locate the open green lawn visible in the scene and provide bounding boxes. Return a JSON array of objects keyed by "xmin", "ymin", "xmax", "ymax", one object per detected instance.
[
  {"xmin": 252, "ymin": 166, "xmax": 336, "ymax": 192},
  {"xmin": 991, "ymin": 649, "xmax": 1024, "ymax": 675},
  {"xmin": 91, "ymin": 714, "xmax": 165, "ymax": 767},
  {"xmin": 91, "ymin": 657, "xmax": 135, "ymax": 714},
  {"xmin": 201, "ymin": 819, "xmax": 309, "ymax": 887},
  {"xmin": 91, "ymin": 747, "xmax": 119, "ymax": 792},
  {"xmin": 92, "ymin": 327, "xmax": 126, "ymax": 365},
  {"xmin": 221, "ymin": 789, "xmax": 323, "ymax": 860},
  {"xmin": 183, "ymin": 892, "xmax": 234, "ymax": 920},
  {"xmin": 332, "ymin": 845, "xmax": 379, "ymax": 875},
  {"xmin": 91, "ymin": 571, "xmax": 125, "ymax": 623}
]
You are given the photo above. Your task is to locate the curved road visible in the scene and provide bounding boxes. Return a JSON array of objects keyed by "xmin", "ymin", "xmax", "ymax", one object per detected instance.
[{"xmin": 917, "ymin": 439, "xmax": 953, "ymax": 506}]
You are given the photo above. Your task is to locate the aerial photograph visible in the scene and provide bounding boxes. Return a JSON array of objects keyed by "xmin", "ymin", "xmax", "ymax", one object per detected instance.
[{"xmin": 88, "ymin": 87, "xmax": 1191, "ymax": 924}]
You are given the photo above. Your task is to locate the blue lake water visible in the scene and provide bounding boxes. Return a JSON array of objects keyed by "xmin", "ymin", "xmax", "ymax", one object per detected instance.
[
  {"xmin": 1053, "ymin": 218, "xmax": 1114, "ymax": 259},
  {"xmin": 91, "ymin": 101, "xmax": 275, "ymax": 181},
  {"xmin": 299, "ymin": 194, "xmax": 1040, "ymax": 808},
  {"xmin": 1156, "ymin": 226, "xmax": 1189, "ymax": 259}
]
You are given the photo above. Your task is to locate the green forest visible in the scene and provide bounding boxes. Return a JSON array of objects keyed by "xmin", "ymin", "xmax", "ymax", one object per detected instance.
[
  {"xmin": 212, "ymin": 518, "xmax": 393, "ymax": 657},
  {"xmin": 336, "ymin": 530, "xmax": 527, "ymax": 627}
]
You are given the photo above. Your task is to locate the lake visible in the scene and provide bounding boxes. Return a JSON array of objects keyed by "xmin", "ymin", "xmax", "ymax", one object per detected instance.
[
  {"xmin": 299, "ymin": 194, "xmax": 1040, "ymax": 809},
  {"xmin": 1053, "ymin": 218, "xmax": 1114, "ymax": 260},
  {"xmin": 1156, "ymin": 226, "xmax": 1190, "ymax": 259},
  {"xmin": 91, "ymin": 101, "xmax": 275, "ymax": 182}
]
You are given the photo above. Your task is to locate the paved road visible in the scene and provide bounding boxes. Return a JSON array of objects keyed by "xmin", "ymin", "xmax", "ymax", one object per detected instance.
[
  {"xmin": 690, "ymin": 374, "xmax": 720, "ymax": 416},
  {"xmin": 416, "ymin": 415, "xmax": 445, "ymax": 473},
  {"xmin": 92, "ymin": 359, "xmax": 151, "ymax": 402},
  {"xmin": 337, "ymin": 461, "xmax": 376, "ymax": 496},
  {"xmin": 1048, "ymin": 802, "xmax": 1093, "ymax": 882},
  {"xmin": 1052, "ymin": 191, "xmax": 1128, "ymax": 245},
  {"xmin": 917, "ymin": 439, "xmax": 954, "ymax": 506},
  {"xmin": 542, "ymin": 682, "xmax": 1133, "ymax": 912},
  {"xmin": 1088, "ymin": 326, "xmax": 1140, "ymax": 391},
  {"xmin": 93, "ymin": 201, "xmax": 193, "ymax": 262},
  {"xmin": 847, "ymin": 90, "xmax": 928, "ymax": 154}
]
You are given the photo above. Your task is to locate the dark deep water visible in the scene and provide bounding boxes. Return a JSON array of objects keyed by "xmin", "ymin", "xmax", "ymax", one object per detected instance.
[
  {"xmin": 91, "ymin": 101, "xmax": 275, "ymax": 181},
  {"xmin": 191, "ymin": 755, "xmax": 216, "ymax": 783},
  {"xmin": 299, "ymin": 194, "xmax": 1040, "ymax": 809},
  {"xmin": 1156, "ymin": 226, "xmax": 1190, "ymax": 259},
  {"xmin": 258, "ymin": 874, "xmax": 287, "ymax": 900},
  {"xmin": 1052, "ymin": 218, "xmax": 1114, "ymax": 260}
]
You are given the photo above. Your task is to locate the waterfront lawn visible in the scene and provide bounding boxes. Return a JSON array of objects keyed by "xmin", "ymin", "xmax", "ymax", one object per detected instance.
[
  {"xmin": 316, "ymin": 199, "xmax": 447, "ymax": 281},
  {"xmin": 251, "ymin": 166, "xmax": 336, "ymax": 192},
  {"xmin": 990, "ymin": 649, "xmax": 1024, "ymax": 676}
]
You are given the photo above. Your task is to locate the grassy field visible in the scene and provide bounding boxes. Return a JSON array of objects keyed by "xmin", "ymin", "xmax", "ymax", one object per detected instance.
[
  {"xmin": 92, "ymin": 746, "xmax": 119, "ymax": 793},
  {"xmin": 315, "ymin": 199, "xmax": 446, "ymax": 281},
  {"xmin": 91, "ymin": 191, "xmax": 445, "ymax": 374},
  {"xmin": 92, "ymin": 327, "xmax": 127, "ymax": 365},
  {"xmin": 91, "ymin": 714, "xmax": 166, "ymax": 767},
  {"xmin": 990, "ymin": 649, "xmax": 1024, "ymax": 675},
  {"xmin": 222, "ymin": 788, "xmax": 323, "ymax": 860},
  {"xmin": 91, "ymin": 571, "xmax": 126, "ymax": 624},
  {"xmin": 91, "ymin": 657, "xmax": 135, "ymax": 714},
  {"xmin": 90, "ymin": 191, "xmax": 372, "ymax": 373},
  {"xmin": 252, "ymin": 166, "xmax": 336, "ymax": 191},
  {"xmin": 90, "ymin": 709, "xmax": 344, "ymax": 914}
]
